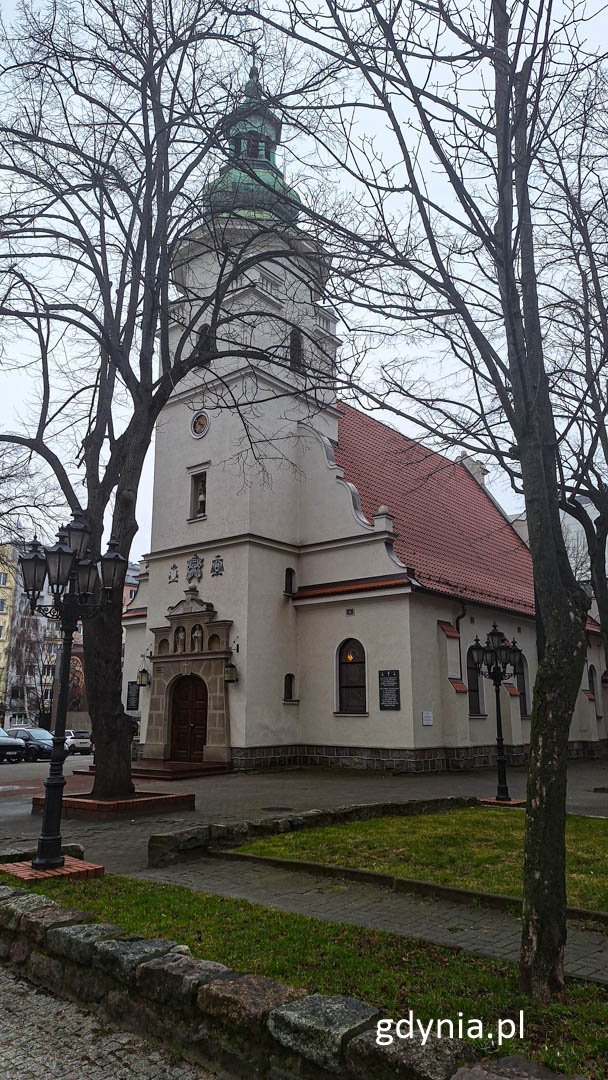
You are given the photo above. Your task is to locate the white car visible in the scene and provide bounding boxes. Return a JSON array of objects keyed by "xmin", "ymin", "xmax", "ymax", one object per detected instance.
[{"xmin": 64, "ymin": 729, "xmax": 93, "ymax": 755}]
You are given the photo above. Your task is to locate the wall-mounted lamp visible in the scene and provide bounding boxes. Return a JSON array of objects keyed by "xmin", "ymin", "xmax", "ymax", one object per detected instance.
[
  {"xmin": 224, "ymin": 661, "xmax": 238, "ymax": 683},
  {"xmin": 136, "ymin": 648, "xmax": 152, "ymax": 687}
]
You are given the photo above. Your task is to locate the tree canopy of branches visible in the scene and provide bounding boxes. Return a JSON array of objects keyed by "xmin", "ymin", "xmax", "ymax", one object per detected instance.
[
  {"xmin": 0, "ymin": 0, "xmax": 335, "ymax": 798},
  {"xmin": 540, "ymin": 66, "xmax": 608, "ymax": 670},
  {"xmin": 250, "ymin": 0, "xmax": 603, "ymax": 999},
  {"xmin": 0, "ymin": 447, "xmax": 62, "ymax": 560}
]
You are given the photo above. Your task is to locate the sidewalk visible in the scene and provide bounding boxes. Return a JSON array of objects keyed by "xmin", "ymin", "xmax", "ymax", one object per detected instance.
[
  {"xmin": 2, "ymin": 762, "xmax": 607, "ymax": 878},
  {"xmin": 137, "ymin": 855, "xmax": 608, "ymax": 985}
]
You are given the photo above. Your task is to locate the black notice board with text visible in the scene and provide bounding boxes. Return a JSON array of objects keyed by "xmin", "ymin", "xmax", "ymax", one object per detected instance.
[
  {"xmin": 379, "ymin": 669, "xmax": 401, "ymax": 710},
  {"xmin": 126, "ymin": 681, "xmax": 140, "ymax": 712}
]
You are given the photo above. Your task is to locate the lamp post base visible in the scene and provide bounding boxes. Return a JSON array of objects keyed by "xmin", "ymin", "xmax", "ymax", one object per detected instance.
[{"xmin": 32, "ymin": 838, "xmax": 65, "ymax": 871}]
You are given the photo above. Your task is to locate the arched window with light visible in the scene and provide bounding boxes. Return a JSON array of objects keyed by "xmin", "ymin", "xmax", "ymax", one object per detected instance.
[{"xmin": 337, "ymin": 639, "xmax": 367, "ymax": 714}]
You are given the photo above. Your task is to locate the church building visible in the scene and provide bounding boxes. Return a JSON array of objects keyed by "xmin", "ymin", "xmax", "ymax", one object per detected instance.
[{"xmin": 122, "ymin": 65, "xmax": 607, "ymax": 773}]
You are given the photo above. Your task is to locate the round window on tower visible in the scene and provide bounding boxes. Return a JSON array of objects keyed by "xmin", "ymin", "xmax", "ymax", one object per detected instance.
[{"xmin": 190, "ymin": 411, "xmax": 210, "ymax": 439}]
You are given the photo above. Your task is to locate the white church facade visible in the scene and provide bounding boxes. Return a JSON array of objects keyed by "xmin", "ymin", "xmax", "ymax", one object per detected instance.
[{"xmin": 122, "ymin": 66, "xmax": 607, "ymax": 773}]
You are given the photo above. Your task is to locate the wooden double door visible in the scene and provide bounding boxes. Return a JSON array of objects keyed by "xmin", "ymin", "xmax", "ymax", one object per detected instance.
[{"xmin": 170, "ymin": 675, "xmax": 208, "ymax": 762}]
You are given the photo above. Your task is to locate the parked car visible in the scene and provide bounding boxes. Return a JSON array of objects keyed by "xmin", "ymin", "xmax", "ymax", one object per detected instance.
[
  {"xmin": 64, "ymin": 729, "xmax": 93, "ymax": 755},
  {"xmin": 7, "ymin": 726, "xmax": 53, "ymax": 762},
  {"xmin": 0, "ymin": 728, "xmax": 25, "ymax": 763}
]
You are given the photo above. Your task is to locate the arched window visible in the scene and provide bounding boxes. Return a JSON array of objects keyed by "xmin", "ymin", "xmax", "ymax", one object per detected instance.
[
  {"xmin": 466, "ymin": 647, "xmax": 484, "ymax": 716},
  {"xmin": 337, "ymin": 639, "xmax": 367, "ymax": 714},
  {"xmin": 589, "ymin": 665, "xmax": 601, "ymax": 718},
  {"xmin": 283, "ymin": 673, "xmax": 295, "ymax": 701},
  {"xmin": 516, "ymin": 654, "xmax": 530, "ymax": 717},
  {"xmin": 284, "ymin": 567, "xmax": 295, "ymax": 595},
  {"xmin": 289, "ymin": 327, "xmax": 303, "ymax": 371}
]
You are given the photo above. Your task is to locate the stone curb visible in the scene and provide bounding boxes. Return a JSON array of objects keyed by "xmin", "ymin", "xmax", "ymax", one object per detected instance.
[
  {"xmin": 208, "ymin": 851, "xmax": 608, "ymax": 926},
  {"xmin": 147, "ymin": 796, "xmax": 480, "ymax": 867},
  {"xmin": 0, "ymin": 882, "xmax": 477, "ymax": 1079}
]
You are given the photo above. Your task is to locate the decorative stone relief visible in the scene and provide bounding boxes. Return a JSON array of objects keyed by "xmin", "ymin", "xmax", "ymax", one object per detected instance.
[
  {"xmin": 186, "ymin": 554, "xmax": 203, "ymax": 583},
  {"xmin": 168, "ymin": 564, "xmax": 179, "ymax": 584},
  {"xmin": 175, "ymin": 627, "xmax": 186, "ymax": 653},
  {"xmin": 210, "ymin": 555, "xmax": 224, "ymax": 577}
]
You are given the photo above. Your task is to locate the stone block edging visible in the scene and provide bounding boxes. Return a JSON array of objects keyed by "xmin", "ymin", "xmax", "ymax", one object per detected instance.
[
  {"xmin": 0, "ymin": 882, "xmax": 477, "ymax": 1079},
  {"xmin": 148, "ymin": 796, "xmax": 480, "ymax": 867}
]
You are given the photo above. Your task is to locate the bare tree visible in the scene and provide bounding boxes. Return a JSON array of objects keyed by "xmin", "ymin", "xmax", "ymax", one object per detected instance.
[
  {"xmin": 537, "ymin": 66, "xmax": 608, "ymax": 670},
  {"xmin": 0, "ymin": 447, "xmax": 62, "ymax": 562},
  {"xmin": 0, "ymin": 0, "xmax": 336, "ymax": 798},
  {"xmin": 252, "ymin": 0, "xmax": 600, "ymax": 998},
  {"xmin": 7, "ymin": 593, "xmax": 58, "ymax": 729}
]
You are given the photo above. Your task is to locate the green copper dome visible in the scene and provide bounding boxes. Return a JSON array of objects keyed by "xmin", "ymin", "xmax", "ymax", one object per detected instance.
[{"xmin": 205, "ymin": 64, "xmax": 301, "ymax": 224}]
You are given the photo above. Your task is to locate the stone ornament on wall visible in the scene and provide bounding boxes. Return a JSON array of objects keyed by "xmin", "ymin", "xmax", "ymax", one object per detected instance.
[
  {"xmin": 210, "ymin": 555, "xmax": 224, "ymax": 577},
  {"xmin": 168, "ymin": 564, "xmax": 179, "ymax": 583},
  {"xmin": 186, "ymin": 554, "xmax": 203, "ymax": 583}
]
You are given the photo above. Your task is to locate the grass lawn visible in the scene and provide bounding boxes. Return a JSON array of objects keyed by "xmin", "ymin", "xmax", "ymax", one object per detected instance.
[
  {"xmin": 1, "ymin": 872, "xmax": 607, "ymax": 1078},
  {"xmin": 239, "ymin": 807, "xmax": 608, "ymax": 911}
]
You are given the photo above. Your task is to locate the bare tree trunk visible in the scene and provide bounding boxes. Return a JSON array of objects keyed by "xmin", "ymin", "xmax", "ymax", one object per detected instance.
[
  {"xmin": 83, "ymin": 438, "xmax": 148, "ymax": 800},
  {"xmin": 518, "ymin": 443, "xmax": 589, "ymax": 998},
  {"xmin": 84, "ymin": 606, "xmax": 135, "ymax": 800}
]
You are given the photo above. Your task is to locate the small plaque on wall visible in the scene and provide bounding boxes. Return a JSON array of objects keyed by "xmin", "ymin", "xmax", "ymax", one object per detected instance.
[
  {"xmin": 126, "ymin": 681, "xmax": 140, "ymax": 712},
  {"xmin": 422, "ymin": 710, "xmax": 433, "ymax": 726},
  {"xmin": 379, "ymin": 669, "xmax": 401, "ymax": 710}
]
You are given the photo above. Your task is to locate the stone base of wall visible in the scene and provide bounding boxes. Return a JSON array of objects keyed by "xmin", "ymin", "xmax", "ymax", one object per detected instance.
[{"xmin": 231, "ymin": 739, "xmax": 608, "ymax": 773}]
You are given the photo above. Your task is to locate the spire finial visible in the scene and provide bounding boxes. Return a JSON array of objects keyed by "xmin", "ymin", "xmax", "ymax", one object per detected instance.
[{"xmin": 244, "ymin": 44, "xmax": 262, "ymax": 99}]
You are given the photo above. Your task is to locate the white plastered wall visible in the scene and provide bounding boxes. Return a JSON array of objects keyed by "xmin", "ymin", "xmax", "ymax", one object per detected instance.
[{"xmin": 296, "ymin": 592, "xmax": 414, "ymax": 749}]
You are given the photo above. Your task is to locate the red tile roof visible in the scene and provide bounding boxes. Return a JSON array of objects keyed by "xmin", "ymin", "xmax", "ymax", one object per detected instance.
[{"xmin": 335, "ymin": 403, "xmax": 536, "ymax": 616}]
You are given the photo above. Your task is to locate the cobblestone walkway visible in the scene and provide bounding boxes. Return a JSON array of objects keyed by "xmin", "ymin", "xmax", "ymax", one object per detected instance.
[
  {"xmin": 137, "ymin": 857, "xmax": 608, "ymax": 985},
  {"xmin": 0, "ymin": 967, "xmax": 218, "ymax": 1080}
]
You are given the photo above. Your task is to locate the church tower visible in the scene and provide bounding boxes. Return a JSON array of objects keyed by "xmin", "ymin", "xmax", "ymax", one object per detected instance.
[{"xmin": 131, "ymin": 60, "xmax": 343, "ymax": 765}]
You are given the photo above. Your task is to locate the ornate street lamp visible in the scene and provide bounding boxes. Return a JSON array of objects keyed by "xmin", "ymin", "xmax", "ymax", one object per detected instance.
[
  {"xmin": 471, "ymin": 623, "xmax": 523, "ymax": 802},
  {"xmin": 20, "ymin": 523, "xmax": 128, "ymax": 870}
]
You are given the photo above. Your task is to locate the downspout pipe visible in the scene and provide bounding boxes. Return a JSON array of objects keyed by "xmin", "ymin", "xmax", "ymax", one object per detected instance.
[{"xmin": 455, "ymin": 602, "xmax": 467, "ymax": 681}]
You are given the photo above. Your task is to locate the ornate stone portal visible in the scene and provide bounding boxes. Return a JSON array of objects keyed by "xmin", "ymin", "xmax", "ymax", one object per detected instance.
[{"xmin": 144, "ymin": 587, "xmax": 233, "ymax": 763}]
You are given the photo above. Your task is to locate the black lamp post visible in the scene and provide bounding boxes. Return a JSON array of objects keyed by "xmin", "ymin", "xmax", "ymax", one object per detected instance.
[
  {"xmin": 20, "ymin": 518, "xmax": 127, "ymax": 870},
  {"xmin": 470, "ymin": 623, "xmax": 523, "ymax": 803}
]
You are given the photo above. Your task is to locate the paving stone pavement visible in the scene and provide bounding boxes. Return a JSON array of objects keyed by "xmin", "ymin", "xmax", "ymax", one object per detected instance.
[
  {"xmin": 1, "ymin": 762, "xmax": 606, "ymax": 992},
  {"xmin": 0, "ymin": 966, "xmax": 220, "ymax": 1080},
  {"xmin": 135, "ymin": 856, "xmax": 608, "ymax": 985}
]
